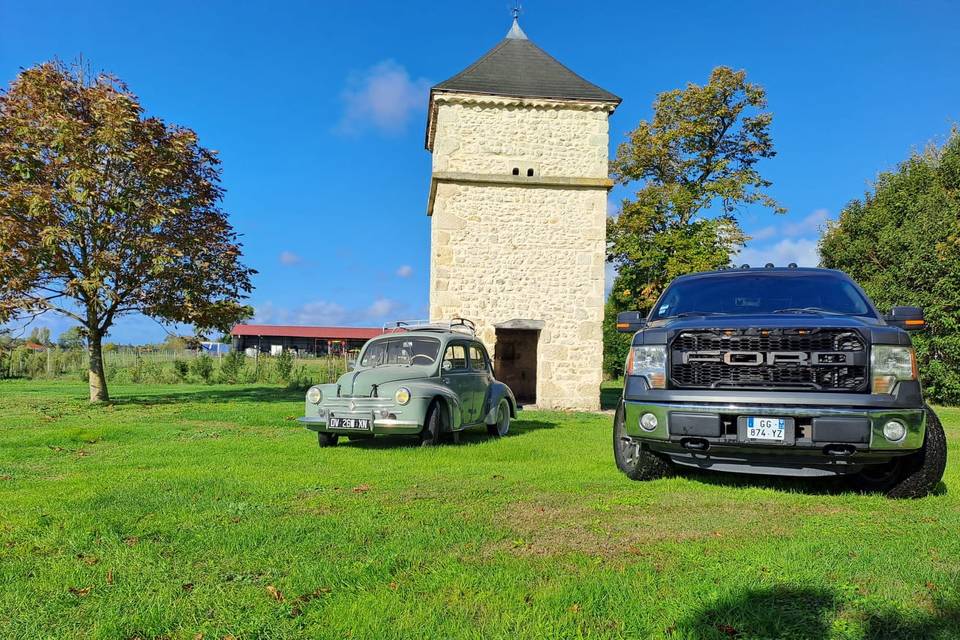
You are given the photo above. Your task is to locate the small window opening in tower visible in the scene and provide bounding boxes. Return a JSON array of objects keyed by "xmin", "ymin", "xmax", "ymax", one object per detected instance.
[
  {"xmin": 526, "ymin": 168, "xmax": 534, "ymax": 177},
  {"xmin": 512, "ymin": 167, "xmax": 520, "ymax": 175}
]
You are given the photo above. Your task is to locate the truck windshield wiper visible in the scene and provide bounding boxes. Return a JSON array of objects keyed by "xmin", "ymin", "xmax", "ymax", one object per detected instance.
[{"xmin": 772, "ymin": 307, "xmax": 845, "ymax": 315}]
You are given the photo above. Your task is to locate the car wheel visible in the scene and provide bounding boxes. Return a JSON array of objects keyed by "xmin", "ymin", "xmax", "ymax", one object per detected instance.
[
  {"xmin": 852, "ymin": 405, "xmax": 947, "ymax": 498},
  {"xmin": 487, "ymin": 399, "xmax": 510, "ymax": 437},
  {"xmin": 613, "ymin": 401, "xmax": 672, "ymax": 481},
  {"xmin": 419, "ymin": 401, "xmax": 442, "ymax": 447},
  {"xmin": 317, "ymin": 432, "xmax": 339, "ymax": 448}
]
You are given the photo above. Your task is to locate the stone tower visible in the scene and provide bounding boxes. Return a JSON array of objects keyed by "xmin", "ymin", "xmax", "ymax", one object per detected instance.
[{"xmin": 425, "ymin": 18, "xmax": 620, "ymax": 410}]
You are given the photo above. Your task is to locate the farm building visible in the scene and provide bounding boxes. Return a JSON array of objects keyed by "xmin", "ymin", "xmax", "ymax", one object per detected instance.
[
  {"xmin": 425, "ymin": 17, "xmax": 619, "ymax": 409},
  {"xmin": 229, "ymin": 324, "xmax": 383, "ymax": 356}
]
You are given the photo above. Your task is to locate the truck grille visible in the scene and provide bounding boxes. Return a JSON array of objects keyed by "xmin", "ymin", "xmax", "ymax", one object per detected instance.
[{"xmin": 670, "ymin": 329, "xmax": 868, "ymax": 392}]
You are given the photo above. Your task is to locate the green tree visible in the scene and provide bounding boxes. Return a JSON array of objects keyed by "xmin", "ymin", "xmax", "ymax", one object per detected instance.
[
  {"xmin": 0, "ymin": 61, "xmax": 255, "ymax": 402},
  {"xmin": 28, "ymin": 327, "xmax": 51, "ymax": 346},
  {"xmin": 57, "ymin": 326, "xmax": 85, "ymax": 350},
  {"xmin": 820, "ymin": 131, "xmax": 960, "ymax": 404},
  {"xmin": 604, "ymin": 66, "xmax": 783, "ymax": 373}
]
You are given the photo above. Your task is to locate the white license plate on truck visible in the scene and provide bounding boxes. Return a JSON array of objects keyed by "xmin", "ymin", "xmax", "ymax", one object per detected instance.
[{"xmin": 746, "ymin": 417, "xmax": 786, "ymax": 441}]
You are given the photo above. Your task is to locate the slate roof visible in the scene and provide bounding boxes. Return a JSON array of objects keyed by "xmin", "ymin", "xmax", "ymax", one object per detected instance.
[{"xmin": 431, "ymin": 19, "xmax": 620, "ymax": 104}]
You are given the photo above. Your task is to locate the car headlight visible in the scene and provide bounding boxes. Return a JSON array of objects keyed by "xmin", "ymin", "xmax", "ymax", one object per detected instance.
[
  {"xmin": 625, "ymin": 346, "xmax": 667, "ymax": 389},
  {"xmin": 871, "ymin": 346, "xmax": 917, "ymax": 394},
  {"xmin": 306, "ymin": 386, "xmax": 322, "ymax": 404},
  {"xmin": 394, "ymin": 387, "xmax": 411, "ymax": 405}
]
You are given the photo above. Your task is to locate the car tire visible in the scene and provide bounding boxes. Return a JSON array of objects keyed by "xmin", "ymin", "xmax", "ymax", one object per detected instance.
[
  {"xmin": 487, "ymin": 399, "xmax": 510, "ymax": 437},
  {"xmin": 852, "ymin": 405, "xmax": 947, "ymax": 499},
  {"xmin": 613, "ymin": 401, "xmax": 672, "ymax": 481},
  {"xmin": 419, "ymin": 401, "xmax": 442, "ymax": 447},
  {"xmin": 317, "ymin": 432, "xmax": 339, "ymax": 448}
]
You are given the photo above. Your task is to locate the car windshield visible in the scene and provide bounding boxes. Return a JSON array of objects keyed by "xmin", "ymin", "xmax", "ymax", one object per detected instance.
[
  {"xmin": 651, "ymin": 273, "xmax": 875, "ymax": 320},
  {"xmin": 359, "ymin": 337, "xmax": 441, "ymax": 367}
]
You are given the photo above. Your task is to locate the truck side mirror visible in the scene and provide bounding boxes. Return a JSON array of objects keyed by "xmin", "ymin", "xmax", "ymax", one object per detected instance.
[
  {"xmin": 616, "ymin": 311, "xmax": 647, "ymax": 333},
  {"xmin": 885, "ymin": 306, "xmax": 926, "ymax": 331}
]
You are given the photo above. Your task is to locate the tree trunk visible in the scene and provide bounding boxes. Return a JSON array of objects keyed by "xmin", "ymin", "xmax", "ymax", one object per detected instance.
[{"xmin": 88, "ymin": 329, "xmax": 109, "ymax": 403}]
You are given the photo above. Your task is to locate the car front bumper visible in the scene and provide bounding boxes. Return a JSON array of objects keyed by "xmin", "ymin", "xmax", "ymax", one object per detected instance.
[
  {"xmin": 622, "ymin": 398, "xmax": 926, "ymax": 477},
  {"xmin": 298, "ymin": 415, "xmax": 421, "ymax": 436}
]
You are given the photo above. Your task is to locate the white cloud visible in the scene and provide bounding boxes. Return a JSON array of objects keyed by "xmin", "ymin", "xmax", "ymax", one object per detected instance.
[
  {"xmin": 605, "ymin": 262, "xmax": 618, "ymax": 297},
  {"xmin": 279, "ymin": 251, "xmax": 302, "ymax": 266},
  {"xmin": 337, "ymin": 60, "xmax": 431, "ymax": 135},
  {"xmin": 396, "ymin": 265, "xmax": 413, "ymax": 278},
  {"xmin": 783, "ymin": 208, "xmax": 830, "ymax": 238},
  {"xmin": 736, "ymin": 238, "xmax": 820, "ymax": 268},
  {"xmin": 367, "ymin": 298, "xmax": 400, "ymax": 318},
  {"xmin": 253, "ymin": 297, "xmax": 407, "ymax": 327}
]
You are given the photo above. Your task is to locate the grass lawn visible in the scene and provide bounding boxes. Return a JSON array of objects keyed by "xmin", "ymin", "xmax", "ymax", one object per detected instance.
[{"xmin": 1, "ymin": 380, "xmax": 958, "ymax": 639}]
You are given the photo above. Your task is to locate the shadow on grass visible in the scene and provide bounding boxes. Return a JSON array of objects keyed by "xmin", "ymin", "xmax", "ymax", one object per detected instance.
[
  {"xmin": 600, "ymin": 383, "xmax": 622, "ymax": 411},
  {"xmin": 341, "ymin": 418, "xmax": 559, "ymax": 450},
  {"xmin": 675, "ymin": 467, "xmax": 949, "ymax": 498},
  {"xmin": 110, "ymin": 386, "xmax": 305, "ymax": 406},
  {"xmin": 676, "ymin": 585, "xmax": 960, "ymax": 639}
]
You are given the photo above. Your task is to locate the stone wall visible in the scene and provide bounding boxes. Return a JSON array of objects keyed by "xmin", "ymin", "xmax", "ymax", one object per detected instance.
[{"xmin": 428, "ymin": 94, "xmax": 614, "ymax": 410}]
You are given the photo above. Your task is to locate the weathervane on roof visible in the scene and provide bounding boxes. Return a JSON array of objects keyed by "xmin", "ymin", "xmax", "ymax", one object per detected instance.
[{"xmin": 507, "ymin": 1, "xmax": 527, "ymax": 39}]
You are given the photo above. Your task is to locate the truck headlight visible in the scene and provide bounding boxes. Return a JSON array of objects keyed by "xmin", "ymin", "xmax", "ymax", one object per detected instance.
[
  {"xmin": 626, "ymin": 346, "xmax": 667, "ymax": 389},
  {"xmin": 394, "ymin": 387, "xmax": 411, "ymax": 405},
  {"xmin": 306, "ymin": 386, "xmax": 322, "ymax": 404},
  {"xmin": 871, "ymin": 346, "xmax": 917, "ymax": 394}
]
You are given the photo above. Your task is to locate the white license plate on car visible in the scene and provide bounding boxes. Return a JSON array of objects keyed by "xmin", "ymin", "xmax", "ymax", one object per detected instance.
[
  {"xmin": 746, "ymin": 417, "xmax": 786, "ymax": 441},
  {"xmin": 328, "ymin": 416, "xmax": 371, "ymax": 431}
]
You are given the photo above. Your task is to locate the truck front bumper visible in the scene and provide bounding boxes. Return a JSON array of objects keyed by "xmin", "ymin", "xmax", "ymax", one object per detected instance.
[{"xmin": 622, "ymin": 399, "xmax": 926, "ymax": 477}]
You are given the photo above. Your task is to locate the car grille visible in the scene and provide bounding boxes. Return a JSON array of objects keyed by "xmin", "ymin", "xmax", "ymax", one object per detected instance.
[{"xmin": 670, "ymin": 328, "xmax": 868, "ymax": 392}]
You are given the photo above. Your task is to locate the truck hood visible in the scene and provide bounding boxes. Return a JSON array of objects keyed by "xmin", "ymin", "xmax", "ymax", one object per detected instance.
[
  {"xmin": 635, "ymin": 313, "xmax": 909, "ymax": 346},
  {"xmin": 336, "ymin": 365, "xmax": 432, "ymax": 397}
]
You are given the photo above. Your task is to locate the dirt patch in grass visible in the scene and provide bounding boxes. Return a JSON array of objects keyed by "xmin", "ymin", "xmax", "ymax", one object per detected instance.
[{"xmin": 492, "ymin": 494, "xmax": 852, "ymax": 559}]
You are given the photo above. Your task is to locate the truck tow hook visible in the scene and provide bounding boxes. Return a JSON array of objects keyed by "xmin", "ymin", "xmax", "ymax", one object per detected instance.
[
  {"xmin": 823, "ymin": 444, "xmax": 857, "ymax": 457},
  {"xmin": 681, "ymin": 438, "xmax": 710, "ymax": 452}
]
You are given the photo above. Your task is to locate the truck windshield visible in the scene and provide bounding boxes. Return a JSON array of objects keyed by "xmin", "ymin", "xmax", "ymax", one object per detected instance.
[
  {"xmin": 651, "ymin": 273, "xmax": 875, "ymax": 320},
  {"xmin": 359, "ymin": 337, "xmax": 441, "ymax": 367}
]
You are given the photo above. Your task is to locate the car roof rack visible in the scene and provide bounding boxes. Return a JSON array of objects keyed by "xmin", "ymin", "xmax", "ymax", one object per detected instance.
[{"xmin": 384, "ymin": 318, "xmax": 477, "ymax": 336}]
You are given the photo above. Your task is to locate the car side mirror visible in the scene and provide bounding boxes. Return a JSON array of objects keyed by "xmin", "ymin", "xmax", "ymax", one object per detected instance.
[
  {"xmin": 616, "ymin": 311, "xmax": 647, "ymax": 333},
  {"xmin": 885, "ymin": 306, "xmax": 926, "ymax": 331},
  {"xmin": 442, "ymin": 360, "xmax": 453, "ymax": 371},
  {"xmin": 347, "ymin": 359, "xmax": 357, "ymax": 371}
]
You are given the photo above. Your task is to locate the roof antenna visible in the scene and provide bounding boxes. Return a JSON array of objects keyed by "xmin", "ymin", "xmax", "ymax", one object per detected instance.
[{"xmin": 507, "ymin": 1, "xmax": 527, "ymax": 39}]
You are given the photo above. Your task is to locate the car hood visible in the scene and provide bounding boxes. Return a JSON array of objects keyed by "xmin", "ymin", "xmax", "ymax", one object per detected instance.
[
  {"xmin": 336, "ymin": 365, "xmax": 432, "ymax": 397},
  {"xmin": 635, "ymin": 313, "xmax": 908, "ymax": 346}
]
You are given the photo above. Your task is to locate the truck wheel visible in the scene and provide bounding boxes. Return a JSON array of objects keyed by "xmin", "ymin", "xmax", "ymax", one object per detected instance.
[
  {"xmin": 613, "ymin": 401, "xmax": 672, "ymax": 481},
  {"xmin": 317, "ymin": 433, "xmax": 339, "ymax": 448},
  {"xmin": 487, "ymin": 399, "xmax": 510, "ymax": 437},
  {"xmin": 419, "ymin": 401, "xmax": 442, "ymax": 447},
  {"xmin": 853, "ymin": 406, "xmax": 947, "ymax": 498}
]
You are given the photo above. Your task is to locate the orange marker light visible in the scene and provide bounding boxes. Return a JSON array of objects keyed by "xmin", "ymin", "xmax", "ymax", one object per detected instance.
[{"xmin": 905, "ymin": 319, "xmax": 925, "ymax": 327}]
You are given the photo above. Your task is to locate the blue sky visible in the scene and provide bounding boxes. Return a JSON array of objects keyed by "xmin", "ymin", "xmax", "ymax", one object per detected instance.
[{"xmin": 2, "ymin": 1, "xmax": 959, "ymax": 344}]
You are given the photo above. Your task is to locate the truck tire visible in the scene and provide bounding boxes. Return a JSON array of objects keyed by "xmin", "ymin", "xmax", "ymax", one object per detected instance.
[
  {"xmin": 419, "ymin": 401, "xmax": 442, "ymax": 447},
  {"xmin": 853, "ymin": 406, "xmax": 947, "ymax": 499},
  {"xmin": 613, "ymin": 401, "xmax": 672, "ymax": 481},
  {"xmin": 317, "ymin": 432, "xmax": 339, "ymax": 448}
]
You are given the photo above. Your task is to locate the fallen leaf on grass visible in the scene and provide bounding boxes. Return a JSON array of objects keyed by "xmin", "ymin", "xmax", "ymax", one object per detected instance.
[
  {"xmin": 123, "ymin": 536, "xmax": 139, "ymax": 546},
  {"xmin": 352, "ymin": 484, "xmax": 370, "ymax": 493},
  {"xmin": 716, "ymin": 623, "xmax": 740, "ymax": 637},
  {"xmin": 68, "ymin": 586, "xmax": 91, "ymax": 597},
  {"xmin": 388, "ymin": 581, "xmax": 398, "ymax": 591},
  {"xmin": 76, "ymin": 450, "xmax": 92, "ymax": 457},
  {"xmin": 106, "ymin": 570, "xmax": 114, "ymax": 585},
  {"xmin": 193, "ymin": 635, "xmax": 203, "ymax": 640},
  {"xmin": 288, "ymin": 587, "xmax": 332, "ymax": 618},
  {"xmin": 569, "ymin": 604, "xmax": 581, "ymax": 613},
  {"xmin": 0, "ymin": 475, "xmax": 12, "ymax": 481},
  {"xmin": 76, "ymin": 553, "xmax": 99, "ymax": 565},
  {"xmin": 266, "ymin": 585, "xmax": 285, "ymax": 602},
  {"xmin": 492, "ymin": 474, "xmax": 504, "ymax": 480},
  {"xmin": 284, "ymin": 416, "xmax": 298, "ymax": 421},
  {"xmin": 182, "ymin": 582, "xmax": 195, "ymax": 592},
  {"xmin": 48, "ymin": 446, "xmax": 66, "ymax": 453}
]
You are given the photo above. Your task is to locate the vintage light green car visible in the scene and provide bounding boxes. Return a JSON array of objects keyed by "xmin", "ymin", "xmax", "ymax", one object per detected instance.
[{"xmin": 298, "ymin": 320, "xmax": 518, "ymax": 446}]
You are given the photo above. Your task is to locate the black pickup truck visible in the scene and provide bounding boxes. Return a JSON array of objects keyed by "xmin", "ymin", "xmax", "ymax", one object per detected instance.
[{"xmin": 614, "ymin": 266, "xmax": 947, "ymax": 498}]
